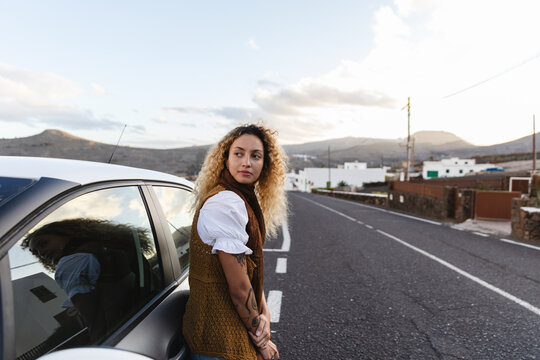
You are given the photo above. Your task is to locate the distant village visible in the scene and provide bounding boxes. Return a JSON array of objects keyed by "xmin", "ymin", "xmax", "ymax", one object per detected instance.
[{"xmin": 285, "ymin": 157, "xmax": 502, "ymax": 192}]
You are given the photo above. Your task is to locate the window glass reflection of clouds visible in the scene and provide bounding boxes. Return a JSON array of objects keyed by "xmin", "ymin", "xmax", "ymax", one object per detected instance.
[
  {"xmin": 129, "ymin": 198, "xmax": 148, "ymax": 221},
  {"xmin": 37, "ymin": 187, "xmax": 149, "ymax": 228},
  {"xmin": 45, "ymin": 192, "xmax": 123, "ymax": 224},
  {"xmin": 153, "ymin": 186, "xmax": 193, "ymax": 273},
  {"xmin": 154, "ymin": 187, "xmax": 194, "ymax": 226}
]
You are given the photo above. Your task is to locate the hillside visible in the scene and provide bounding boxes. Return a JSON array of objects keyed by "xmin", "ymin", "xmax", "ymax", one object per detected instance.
[
  {"xmin": 0, "ymin": 129, "xmax": 537, "ymax": 174},
  {"xmin": 413, "ymin": 130, "xmax": 471, "ymax": 146},
  {"xmin": 0, "ymin": 130, "xmax": 210, "ymax": 177},
  {"xmin": 283, "ymin": 130, "xmax": 478, "ymax": 168}
]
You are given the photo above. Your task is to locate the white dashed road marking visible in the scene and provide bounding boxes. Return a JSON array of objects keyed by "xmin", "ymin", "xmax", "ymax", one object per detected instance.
[
  {"xmin": 300, "ymin": 196, "xmax": 356, "ymax": 221},
  {"xmin": 330, "ymin": 196, "xmax": 443, "ymax": 226},
  {"xmin": 296, "ymin": 194, "xmax": 540, "ymax": 317},
  {"xmin": 376, "ymin": 229, "xmax": 540, "ymax": 317},
  {"xmin": 267, "ymin": 290, "xmax": 283, "ymax": 323},
  {"xmin": 473, "ymin": 232, "xmax": 489, "ymax": 237},
  {"xmin": 276, "ymin": 258, "xmax": 287, "ymax": 273},
  {"xmin": 265, "ymin": 218, "xmax": 290, "ymax": 325},
  {"xmin": 500, "ymin": 238, "xmax": 540, "ymax": 251},
  {"xmin": 264, "ymin": 216, "xmax": 291, "ymax": 252}
]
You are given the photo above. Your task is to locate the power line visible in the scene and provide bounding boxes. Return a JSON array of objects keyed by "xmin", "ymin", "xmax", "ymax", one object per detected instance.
[{"xmin": 443, "ymin": 51, "xmax": 540, "ymax": 99}]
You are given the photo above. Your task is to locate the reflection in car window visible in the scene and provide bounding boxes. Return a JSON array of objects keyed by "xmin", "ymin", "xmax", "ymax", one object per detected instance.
[
  {"xmin": 8, "ymin": 186, "xmax": 164, "ymax": 359},
  {"xmin": 153, "ymin": 186, "xmax": 194, "ymax": 274}
]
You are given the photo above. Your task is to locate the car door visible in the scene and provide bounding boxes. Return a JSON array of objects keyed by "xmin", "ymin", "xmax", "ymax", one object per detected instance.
[
  {"xmin": 113, "ymin": 183, "xmax": 194, "ymax": 360},
  {"xmin": 0, "ymin": 181, "xmax": 192, "ymax": 360}
]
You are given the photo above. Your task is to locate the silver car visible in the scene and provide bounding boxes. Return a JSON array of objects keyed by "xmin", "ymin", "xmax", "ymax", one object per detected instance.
[{"xmin": 0, "ymin": 156, "xmax": 194, "ymax": 360}]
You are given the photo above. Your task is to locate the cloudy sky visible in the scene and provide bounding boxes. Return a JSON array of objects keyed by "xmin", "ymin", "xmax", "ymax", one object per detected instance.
[{"xmin": 1, "ymin": 0, "xmax": 540, "ymax": 148}]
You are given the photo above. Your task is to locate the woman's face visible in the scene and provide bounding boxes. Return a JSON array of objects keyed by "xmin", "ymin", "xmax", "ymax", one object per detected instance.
[
  {"xmin": 29, "ymin": 233, "xmax": 69, "ymax": 262},
  {"xmin": 226, "ymin": 134, "xmax": 264, "ymax": 185}
]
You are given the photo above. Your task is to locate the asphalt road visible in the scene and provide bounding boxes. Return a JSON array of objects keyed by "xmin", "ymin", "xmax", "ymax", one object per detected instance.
[{"xmin": 262, "ymin": 192, "xmax": 540, "ymax": 360}]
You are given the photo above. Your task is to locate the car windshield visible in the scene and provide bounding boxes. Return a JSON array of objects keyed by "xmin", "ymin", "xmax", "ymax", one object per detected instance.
[{"xmin": 0, "ymin": 177, "xmax": 36, "ymax": 206}]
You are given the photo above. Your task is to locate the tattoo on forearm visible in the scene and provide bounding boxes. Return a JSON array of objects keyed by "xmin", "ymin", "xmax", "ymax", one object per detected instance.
[
  {"xmin": 252, "ymin": 315, "xmax": 260, "ymax": 329},
  {"xmin": 233, "ymin": 253, "xmax": 246, "ymax": 268},
  {"xmin": 251, "ymin": 290, "xmax": 258, "ymax": 311},
  {"xmin": 245, "ymin": 288, "xmax": 253, "ymax": 314}
]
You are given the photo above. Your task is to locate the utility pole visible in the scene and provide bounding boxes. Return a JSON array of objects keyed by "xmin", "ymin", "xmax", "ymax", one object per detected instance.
[
  {"xmin": 327, "ymin": 146, "xmax": 331, "ymax": 189},
  {"xmin": 401, "ymin": 97, "xmax": 411, "ymax": 181},
  {"xmin": 534, "ymin": 114, "xmax": 537, "ymax": 172},
  {"xmin": 411, "ymin": 136, "xmax": 415, "ymax": 175}
]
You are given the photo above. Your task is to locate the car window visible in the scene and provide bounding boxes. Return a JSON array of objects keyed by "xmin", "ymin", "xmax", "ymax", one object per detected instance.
[
  {"xmin": 8, "ymin": 186, "xmax": 164, "ymax": 359},
  {"xmin": 152, "ymin": 186, "xmax": 194, "ymax": 274}
]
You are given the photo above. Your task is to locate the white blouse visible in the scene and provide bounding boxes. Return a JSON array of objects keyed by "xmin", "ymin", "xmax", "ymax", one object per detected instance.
[{"xmin": 197, "ymin": 190, "xmax": 253, "ymax": 255}]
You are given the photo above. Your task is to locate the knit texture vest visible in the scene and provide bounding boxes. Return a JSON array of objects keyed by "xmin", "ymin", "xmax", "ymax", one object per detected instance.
[{"xmin": 183, "ymin": 171, "xmax": 266, "ymax": 360}]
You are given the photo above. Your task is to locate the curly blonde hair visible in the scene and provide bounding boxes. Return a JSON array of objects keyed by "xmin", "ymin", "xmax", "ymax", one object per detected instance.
[
  {"xmin": 22, "ymin": 218, "xmax": 154, "ymax": 272},
  {"xmin": 193, "ymin": 124, "xmax": 288, "ymax": 237}
]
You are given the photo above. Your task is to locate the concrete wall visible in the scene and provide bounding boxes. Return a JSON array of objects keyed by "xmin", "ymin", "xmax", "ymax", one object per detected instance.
[
  {"xmin": 511, "ymin": 198, "xmax": 540, "ymax": 242},
  {"xmin": 387, "ymin": 186, "xmax": 454, "ymax": 220},
  {"xmin": 343, "ymin": 162, "xmax": 367, "ymax": 169},
  {"xmin": 455, "ymin": 189, "xmax": 475, "ymax": 222},
  {"xmin": 301, "ymin": 167, "xmax": 387, "ymax": 189}
]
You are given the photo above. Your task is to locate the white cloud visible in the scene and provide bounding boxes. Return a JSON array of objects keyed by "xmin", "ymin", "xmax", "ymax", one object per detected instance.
[
  {"xmin": 90, "ymin": 82, "xmax": 107, "ymax": 95},
  {"xmin": 165, "ymin": 106, "xmax": 255, "ymax": 124},
  {"xmin": 265, "ymin": 0, "xmax": 540, "ymax": 145},
  {"xmin": 247, "ymin": 37, "xmax": 260, "ymax": 50},
  {"xmin": 256, "ymin": 79, "xmax": 281, "ymax": 88},
  {"xmin": 372, "ymin": 5, "xmax": 410, "ymax": 47},
  {"xmin": 0, "ymin": 62, "xmax": 128, "ymax": 131},
  {"xmin": 0, "ymin": 62, "xmax": 82, "ymax": 108},
  {"xmin": 163, "ymin": 0, "xmax": 540, "ymax": 146},
  {"xmin": 394, "ymin": 0, "xmax": 438, "ymax": 16},
  {"xmin": 253, "ymin": 82, "xmax": 397, "ymax": 116},
  {"xmin": 152, "ymin": 117, "xmax": 168, "ymax": 124}
]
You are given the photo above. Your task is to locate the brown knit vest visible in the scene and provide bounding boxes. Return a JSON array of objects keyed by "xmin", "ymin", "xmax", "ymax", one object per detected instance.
[{"xmin": 182, "ymin": 184, "xmax": 265, "ymax": 360}]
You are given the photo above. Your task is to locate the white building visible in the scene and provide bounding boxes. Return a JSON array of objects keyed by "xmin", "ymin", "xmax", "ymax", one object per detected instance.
[
  {"xmin": 285, "ymin": 171, "xmax": 303, "ymax": 191},
  {"xmin": 422, "ymin": 158, "xmax": 496, "ymax": 179},
  {"xmin": 343, "ymin": 161, "xmax": 367, "ymax": 170},
  {"xmin": 285, "ymin": 165, "xmax": 388, "ymax": 192}
]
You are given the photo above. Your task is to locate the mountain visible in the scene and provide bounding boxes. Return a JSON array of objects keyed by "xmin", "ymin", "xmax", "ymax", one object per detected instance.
[
  {"xmin": 0, "ymin": 129, "xmax": 537, "ymax": 175},
  {"xmin": 0, "ymin": 130, "xmax": 210, "ymax": 177},
  {"xmin": 413, "ymin": 130, "xmax": 471, "ymax": 146},
  {"xmin": 282, "ymin": 130, "xmax": 477, "ymax": 168}
]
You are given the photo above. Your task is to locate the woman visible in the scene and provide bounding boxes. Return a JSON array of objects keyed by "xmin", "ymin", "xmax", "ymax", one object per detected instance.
[
  {"xmin": 23, "ymin": 218, "xmax": 156, "ymax": 342},
  {"xmin": 183, "ymin": 124, "xmax": 287, "ymax": 360}
]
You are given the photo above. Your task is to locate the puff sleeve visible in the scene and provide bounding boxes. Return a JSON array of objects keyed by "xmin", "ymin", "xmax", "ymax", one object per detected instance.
[{"xmin": 197, "ymin": 191, "xmax": 253, "ymax": 255}]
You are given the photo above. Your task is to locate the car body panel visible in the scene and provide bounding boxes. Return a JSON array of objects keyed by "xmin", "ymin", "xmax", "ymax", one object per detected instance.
[
  {"xmin": 0, "ymin": 156, "xmax": 194, "ymax": 360},
  {"xmin": 0, "ymin": 156, "xmax": 191, "ymax": 188},
  {"xmin": 0, "ymin": 177, "xmax": 78, "ymax": 247},
  {"xmin": 115, "ymin": 287, "xmax": 190, "ymax": 360},
  {"xmin": 38, "ymin": 347, "xmax": 154, "ymax": 360}
]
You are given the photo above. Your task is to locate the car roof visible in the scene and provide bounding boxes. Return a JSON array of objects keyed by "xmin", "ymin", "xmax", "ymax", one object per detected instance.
[{"xmin": 0, "ymin": 156, "xmax": 192, "ymax": 187}]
